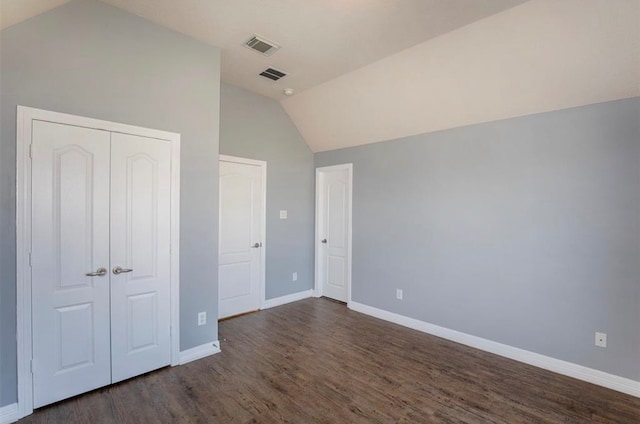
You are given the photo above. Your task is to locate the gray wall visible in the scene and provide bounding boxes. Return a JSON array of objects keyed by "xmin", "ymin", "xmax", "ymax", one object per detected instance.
[
  {"xmin": 0, "ymin": 0, "xmax": 220, "ymax": 406},
  {"xmin": 316, "ymin": 98, "xmax": 640, "ymax": 381},
  {"xmin": 220, "ymin": 84, "xmax": 314, "ymax": 299}
]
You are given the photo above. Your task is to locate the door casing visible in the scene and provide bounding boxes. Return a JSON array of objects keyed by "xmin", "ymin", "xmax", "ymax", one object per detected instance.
[
  {"xmin": 314, "ymin": 163, "xmax": 353, "ymax": 305},
  {"xmin": 218, "ymin": 154, "xmax": 267, "ymax": 315},
  {"xmin": 16, "ymin": 106, "xmax": 181, "ymax": 419}
]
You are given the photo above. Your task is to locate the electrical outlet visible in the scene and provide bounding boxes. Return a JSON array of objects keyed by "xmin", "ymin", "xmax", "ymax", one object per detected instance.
[
  {"xmin": 198, "ymin": 312, "xmax": 206, "ymax": 326},
  {"xmin": 595, "ymin": 332, "xmax": 607, "ymax": 348},
  {"xmin": 279, "ymin": 210, "xmax": 288, "ymax": 219},
  {"xmin": 292, "ymin": 272, "xmax": 298, "ymax": 281},
  {"xmin": 396, "ymin": 289, "xmax": 403, "ymax": 300}
]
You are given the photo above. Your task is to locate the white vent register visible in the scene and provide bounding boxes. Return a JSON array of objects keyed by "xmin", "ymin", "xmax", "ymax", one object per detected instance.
[{"xmin": 244, "ymin": 34, "xmax": 280, "ymax": 56}]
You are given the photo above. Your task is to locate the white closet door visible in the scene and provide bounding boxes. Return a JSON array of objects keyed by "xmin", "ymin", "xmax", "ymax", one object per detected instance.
[
  {"xmin": 31, "ymin": 120, "xmax": 112, "ymax": 408},
  {"xmin": 109, "ymin": 132, "xmax": 172, "ymax": 383}
]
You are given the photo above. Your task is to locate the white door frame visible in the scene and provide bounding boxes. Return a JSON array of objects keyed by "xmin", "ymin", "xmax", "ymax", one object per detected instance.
[
  {"xmin": 314, "ymin": 163, "xmax": 353, "ymax": 306},
  {"xmin": 15, "ymin": 106, "xmax": 181, "ymax": 419},
  {"xmin": 218, "ymin": 155, "xmax": 267, "ymax": 309}
]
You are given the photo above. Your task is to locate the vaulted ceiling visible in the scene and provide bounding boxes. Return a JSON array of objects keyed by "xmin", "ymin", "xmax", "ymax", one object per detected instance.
[
  {"xmin": 2, "ymin": 0, "xmax": 638, "ymax": 152},
  {"xmin": 0, "ymin": 0, "xmax": 528, "ymax": 100}
]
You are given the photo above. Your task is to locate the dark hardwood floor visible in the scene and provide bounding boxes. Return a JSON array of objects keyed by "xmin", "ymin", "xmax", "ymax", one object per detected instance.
[{"xmin": 21, "ymin": 298, "xmax": 640, "ymax": 423}]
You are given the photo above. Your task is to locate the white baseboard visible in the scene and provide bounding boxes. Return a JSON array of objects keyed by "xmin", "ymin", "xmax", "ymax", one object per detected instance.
[
  {"xmin": 349, "ymin": 301, "xmax": 640, "ymax": 398},
  {"xmin": 179, "ymin": 341, "xmax": 221, "ymax": 365},
  {"xmin": 0, "ymin": 403, "xmax": 19, "ymax": 424},
  {"xmin": 262, "ymin": 289, "xmax": 314, "ymax": 309}
]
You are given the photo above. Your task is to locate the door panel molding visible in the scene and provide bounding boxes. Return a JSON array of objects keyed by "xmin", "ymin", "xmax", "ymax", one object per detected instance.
[
  {"xmin": 109, "ymin": 132, "xmax": 173, "ymax": 384},
  {"xmin": 16, "ymin": 106, "xmax": 181, "ymax": 419},
  {"xmin": 30, "ymin": 121, "xmax": 112, "ymax": 408},
  {"xmin": 218, "ymin": 155, "xmax": 266, "ymax": 315},
  {"xmin": 314, "ymin": 163, "xmax": 353, "ymax": 305}
]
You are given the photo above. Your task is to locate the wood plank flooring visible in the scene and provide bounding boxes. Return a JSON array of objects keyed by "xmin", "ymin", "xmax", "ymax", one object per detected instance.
[{"xmin": 20, "ymin": 298, "xmax": 640, "ymax": 423}]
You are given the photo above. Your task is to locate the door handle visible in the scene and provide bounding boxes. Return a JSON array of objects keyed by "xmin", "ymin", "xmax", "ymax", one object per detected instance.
[
  {"xmin": 112, "ymin": 266, "xmax": 133, "ymax": 275},
  {"xmin": 321, "ymin": 239, "xmax": 327, "ymax": 244},
  {"xmin": 251, "ymin": 243, "xmax": 262, "ymax": 248},
  {"xmin": 86, "ymin": 267, "xmax": 107, "ymax": 277}
]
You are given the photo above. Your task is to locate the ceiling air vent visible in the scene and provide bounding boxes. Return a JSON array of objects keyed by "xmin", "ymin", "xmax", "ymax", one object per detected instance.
[
  {"xmin": 259, "ymin": 67, "xmax": 287, "ymax": 81},
  {"xmin": 244, "ymin": 34, "xmax": 280, "ymax": 56}
]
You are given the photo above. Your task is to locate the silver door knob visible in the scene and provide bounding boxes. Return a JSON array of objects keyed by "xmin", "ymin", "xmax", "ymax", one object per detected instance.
[
  {"xmin": 321, "ymin": 239, "xmax": 327, "ymax": 244},
  {"xmin": 86, "ymin": 267, "xmax": 107, "ymax": 277},
  {"xmin": 112, "ymin": 266, "xmax": 133, "ymax": 275},
  {"xmin": 251, "ymin": 243, "xmax": 261, "ymax": 248}
]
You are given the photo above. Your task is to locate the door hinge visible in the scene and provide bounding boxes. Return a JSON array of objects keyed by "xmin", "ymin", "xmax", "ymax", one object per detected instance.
[
  {"xmin": 30, "ymin": 359, "xmax": 34, "ymax": 374},
  {"xmin": 29, "ymin": 144, "xmax": 33, "ymax": 159},
  {"xmin": 28, "ymin": 252, "xmax": 32, "ymax": 267}
]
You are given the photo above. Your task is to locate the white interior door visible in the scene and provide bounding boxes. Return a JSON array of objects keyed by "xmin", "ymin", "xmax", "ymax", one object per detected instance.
[
  {"xmin": 218, "ymin": 158, "xmax": 264, "ymax": 319},
  {"xmin": 110, "ymin": 133, "xmax": 172, "ymax": 383},
  {"xmin": 31, "ymin": 120, "xmax": 112, "ymax": 408},
  {"xmin": 316, "ymin": 165, "xmax": 352, "ymax": 303}
]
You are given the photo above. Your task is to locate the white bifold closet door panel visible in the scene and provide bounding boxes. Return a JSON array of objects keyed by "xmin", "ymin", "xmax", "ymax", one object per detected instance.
[
  {"xmin": 30, "ymin": 121, "xmax": 172, "ymax": 408},
  {"xmin": 31, "ymin": 121, "xmax": 112, "ymax": 408},
  {"xmin": 110, "ymin": 133, "xmax": 172, "ymax": 383}
]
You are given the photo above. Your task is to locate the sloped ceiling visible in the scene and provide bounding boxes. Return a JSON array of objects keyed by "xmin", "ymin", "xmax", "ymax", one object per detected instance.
[
  {"xmin": 1, "ymin": 0, "xmax": 527, "ymax": 101},
  {"xmin": 283, "ymin": 0, "xmax": 640, "ymax": 151},
  {"xmin": 0, "ymin": 0, "xmax": 71, "ymax": 29},
  {"xmin": 99, "ymin": 0, "xmax": 528, "ymax": 101},
  {"xmin": 2, "ymin": 0, "xmax": 638, "ymax": 152}
]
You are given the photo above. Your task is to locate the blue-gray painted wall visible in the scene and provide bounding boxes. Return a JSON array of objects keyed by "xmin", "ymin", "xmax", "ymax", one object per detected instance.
[
  {"xmin": 1, "ymin": 0, "xmax": 638, "ymax": 409},
  {"xmin": 220, "ymin": 84, "xmax": 315, "ymax": 299},
  {"xmin": 0, "ymin": 0, "xmax": 221, "ymax": 406},
  {"xmin": 316, "ymin": 98, "xmax": 640, "ymax": 381}
]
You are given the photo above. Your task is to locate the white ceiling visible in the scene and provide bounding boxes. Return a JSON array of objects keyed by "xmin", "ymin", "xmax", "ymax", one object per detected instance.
[
  {"xmin": 1, "ymin": 0, "xmax": 528, "ymax": 100},
  {"xmin": 283, "ymin": 0, "xmax": 640, "ymax": 152},
  {"xmin": 0, "ymin": 0, "xmax": 71, "ymax": 29}
]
